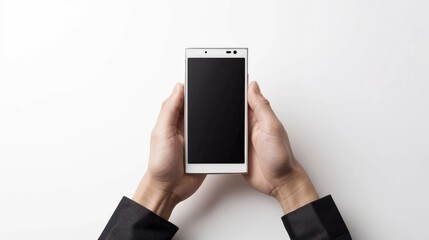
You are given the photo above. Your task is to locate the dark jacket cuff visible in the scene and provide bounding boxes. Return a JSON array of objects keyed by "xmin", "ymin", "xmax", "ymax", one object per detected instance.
[
  {"xmin": 99, "ymin": 196, "xmax": 179, "ymax": 240},
  {"xmin": 281, "ymin": 195, "xmax": 351, "ymax": 240}
]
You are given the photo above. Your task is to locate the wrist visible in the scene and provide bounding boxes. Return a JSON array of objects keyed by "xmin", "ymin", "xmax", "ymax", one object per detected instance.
[
  {"xmin": 272, "ymin": 169, "xmax": 319, "ymax": 214},
  {"xmin": 132, "ymin": 174, "xmax": 180, "ymax": 220}
]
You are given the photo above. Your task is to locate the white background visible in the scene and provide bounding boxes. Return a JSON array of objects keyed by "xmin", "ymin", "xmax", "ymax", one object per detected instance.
[{"xmin": 1, "ymin": 0, "xmax": 428, "ymax": 239}]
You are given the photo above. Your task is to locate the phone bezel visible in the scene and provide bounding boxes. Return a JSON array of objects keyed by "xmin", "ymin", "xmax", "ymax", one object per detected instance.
[{"xmin": 185, "ymin": 48, "xmax": 248, "ymax": 174}]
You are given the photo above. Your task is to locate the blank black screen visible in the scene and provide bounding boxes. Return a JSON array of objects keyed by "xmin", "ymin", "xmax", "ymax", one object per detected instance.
[{"xmin": 187, "ymin": 58, "xmax": 245, "ymax": 164}]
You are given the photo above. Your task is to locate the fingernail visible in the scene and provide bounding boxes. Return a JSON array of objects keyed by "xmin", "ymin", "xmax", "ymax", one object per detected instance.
[
  {"xmin": 172, "ymin": 83, "xmax": 179, "ymax": 94},
  {"xmin": 252, "ymin": 81, "xmax": 261, "ymax": 94}
]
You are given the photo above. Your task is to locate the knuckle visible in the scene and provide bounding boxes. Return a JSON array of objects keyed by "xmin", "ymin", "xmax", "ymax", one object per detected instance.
[
  {"xmin": 253, "ymin": 97, "xmax": 274, "ymax": 113},
  {"xmin": 260, "ymin": 97, "xmax": 270, "ymax": 106},
  {"xmin": 266, "ymin": 121, "xmax": 283, "ymax": 133},
  {"xmin": 161, "ymin": 99, "xmax": 170, "ymax": 109},
  {"xmin": 254, "ymin": 98, "xmax": 271, "ymax": 111},
  {"xmin": 151, "ymin": 128, "xmax": 160, "ymax": 139},
  {"xmin": 151, "ymin": 127, "xmax": 177, "ymax": 141}
]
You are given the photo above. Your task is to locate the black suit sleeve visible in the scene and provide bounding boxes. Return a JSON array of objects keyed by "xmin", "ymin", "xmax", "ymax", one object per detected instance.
[
  {"xmin": 100, "ymin": 195, "xmax": 350, "ymax": 240},
  {"xmin": 99, "ymin": 196, "xmax": 178, "ymax": 240},
  {"xmin": 281, "ymin": 195, "xmax": 351, "ymax": 240}
]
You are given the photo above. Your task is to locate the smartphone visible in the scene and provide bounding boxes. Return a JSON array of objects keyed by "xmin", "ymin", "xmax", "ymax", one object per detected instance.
[{"xmin": 185, "ymin": 48, "xmax": 248, "ymax": 173}]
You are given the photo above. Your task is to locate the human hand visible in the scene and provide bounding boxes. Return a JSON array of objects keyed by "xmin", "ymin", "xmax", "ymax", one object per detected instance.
[
  {"xmin": 245, "ymin": 81, "xmax": 319, "ymax": 214},
  {"xmin": 133, "ymin": 83, "xmax": 206, "ymax": 220}
]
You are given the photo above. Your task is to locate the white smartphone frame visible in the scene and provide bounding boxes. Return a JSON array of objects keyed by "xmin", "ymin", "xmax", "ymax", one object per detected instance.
[{"xmin": 185, "ymin": 48, "xmax": 248, "ymax": 174}]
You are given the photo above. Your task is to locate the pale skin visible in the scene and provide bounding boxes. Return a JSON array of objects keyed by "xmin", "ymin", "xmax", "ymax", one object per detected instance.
[{"xmin": 133, "ymin": 81, "xmax": 319, "ymax": 220}]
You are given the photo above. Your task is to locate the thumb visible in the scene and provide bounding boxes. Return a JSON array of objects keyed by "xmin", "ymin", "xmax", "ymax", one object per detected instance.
[
  {"xmin": 248, "ymin": 81, "xmax": 279, "ymax": 124},
  {"xmin": 154, "ymin": 83, "xmax": 184, "ymax": 129}
]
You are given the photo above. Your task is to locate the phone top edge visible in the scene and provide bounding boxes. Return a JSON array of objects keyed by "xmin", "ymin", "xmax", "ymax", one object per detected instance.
[
  {"xmin": 186, "ymin": 47, "xmax": 248, "ymax": 50},
  {"xmin": 185, "ymin": 48, "xmax": 248, "ymax": 57}
]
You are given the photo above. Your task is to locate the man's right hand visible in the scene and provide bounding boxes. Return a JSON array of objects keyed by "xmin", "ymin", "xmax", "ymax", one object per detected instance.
[{"xmin": 244, "ymin": 81, "xmax": 319, "ymax": 214}]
